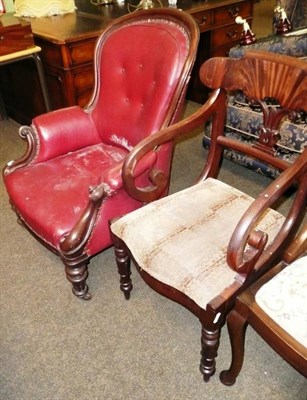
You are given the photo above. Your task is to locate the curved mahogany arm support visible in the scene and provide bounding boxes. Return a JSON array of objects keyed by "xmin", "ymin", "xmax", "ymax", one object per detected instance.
[
  {"xmin": 227, "ymin": 149, "xmax": 307, "ymax": 276},
  {"xmin": 4, "ymin": 125, "xmax": 38, "ymax": 175},
  {"xmin": 283, "ymin": 225, "xmax": 307, "ymax": 264},
  {"xmin": 59, "ymin": 183, "xmax": 109, "ymax": 257},
  {"xmin": 122, "ymin": 89, "xmax": 221, "ymax": 203}
]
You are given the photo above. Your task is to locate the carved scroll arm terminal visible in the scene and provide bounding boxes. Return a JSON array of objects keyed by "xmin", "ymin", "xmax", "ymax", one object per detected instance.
[
  {"xmin": 4, "ymin": 125, "xmax": 38, "ymax": 175},
  {"xmin": 227, "ymin": 149, "xmax": 307, "ymax": 277},
  {"xmin": 122, "ymin": 89, "xmax": 221, "ymax": 203}
]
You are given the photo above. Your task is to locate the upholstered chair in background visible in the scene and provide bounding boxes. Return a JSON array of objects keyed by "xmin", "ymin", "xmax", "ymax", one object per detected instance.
[
  {"xmin": 203, "ymin": 0, "xmax": 307, "ymax": 178},
  {"xmin": 3, "ymin": 9, "xmax": 199, "ymax": 300}
]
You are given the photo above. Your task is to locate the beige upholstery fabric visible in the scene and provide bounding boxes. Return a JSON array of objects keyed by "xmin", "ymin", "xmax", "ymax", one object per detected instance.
[
  {"xmin": 256, "ymin": 256, "xmax": 307, "ymax": 347},
  {"xmin": 111, "ymin": 178, "xmax": 285, "ymax": 309}
]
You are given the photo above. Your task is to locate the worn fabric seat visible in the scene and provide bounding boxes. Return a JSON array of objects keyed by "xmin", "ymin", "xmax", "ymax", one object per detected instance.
[{"xmin": 111, "ymin": 178, "xmax": 285, "ymax": 309}]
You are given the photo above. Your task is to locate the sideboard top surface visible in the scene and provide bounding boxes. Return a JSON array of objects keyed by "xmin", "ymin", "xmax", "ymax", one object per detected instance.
[{"xmin": 22, "ymin": 0, "xmax": 250, "ymax": 44}]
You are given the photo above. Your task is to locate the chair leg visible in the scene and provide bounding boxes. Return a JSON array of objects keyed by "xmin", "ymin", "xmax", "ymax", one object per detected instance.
[
  {"xmin": 63, "ymin": 258, "xmax": 92, "ymax": 300},
  {"xmin": 199, "ymin": 325, "xmax": 221, "ymax": 382},
  {"xmin": 113, "ymin": 239, "xmax": 133, "ymax": 300},
  {"xmin": 219, "ymin": 309, "xmax": 248, "ymax": 386}
]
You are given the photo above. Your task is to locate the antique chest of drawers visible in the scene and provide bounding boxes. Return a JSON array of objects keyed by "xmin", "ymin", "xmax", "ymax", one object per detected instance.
[
  {"xmin": 188, "ymin": 0, "xmax": 253, "ymax": 102},
  {"xmin": 0, "ymin": 0, "xmax": 254, "ymax": 123},
  {"xmin": 0, "ymin": 13, "xmax": 35, "ymax": 56}
]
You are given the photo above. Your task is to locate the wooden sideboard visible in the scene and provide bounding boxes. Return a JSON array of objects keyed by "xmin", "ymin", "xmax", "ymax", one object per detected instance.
[{"xmin": 0, "ymin": 0, "xmax": 254, "ymax": 123}]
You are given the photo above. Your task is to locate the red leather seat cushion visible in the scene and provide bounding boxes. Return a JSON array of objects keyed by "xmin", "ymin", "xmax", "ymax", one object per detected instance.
[{"xmin": 4, "ymin": 143, "xmax": 128, "ymax": 249}]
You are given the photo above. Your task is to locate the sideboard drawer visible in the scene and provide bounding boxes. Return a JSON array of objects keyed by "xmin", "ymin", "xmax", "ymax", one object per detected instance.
[
  {"xmin": 214, "ymin": 2, "xmax": 253, "ymax": 25},
  {"xmin": 191, "ymin": 10, "xmax": 213, "ymax": 32},
  {"xmin": 73, "ymin": 67, "xmax": 94, "ymax": 91},
  {"xmin": 211, "ymin": 23, "xmax": 242, "ymax": 48},
  {"xmin": 68, "ymin": 40, "xmax": 96, "ymax": 66}
]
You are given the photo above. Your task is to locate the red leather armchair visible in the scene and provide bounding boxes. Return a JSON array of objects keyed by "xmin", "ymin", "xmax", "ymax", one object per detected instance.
[{"xmin": 3, "ymin": 9, "xmax": 199, "ymax": 300}]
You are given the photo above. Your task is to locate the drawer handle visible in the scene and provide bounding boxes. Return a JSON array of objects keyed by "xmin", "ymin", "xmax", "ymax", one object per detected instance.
[
  {"xmin": 228, "ymin": 6, "xmax": 240, "ymax": 18},
  {"xmin": 226, "ymin": 30, "xmax": 239, "ymax": 39},
  {"xmin": 196, "ymin": 16, "xmax": 208, "ymax": 27},
  {"xmin": 0, "ymin": 35, "xmax": 4, "ymax": 41}
]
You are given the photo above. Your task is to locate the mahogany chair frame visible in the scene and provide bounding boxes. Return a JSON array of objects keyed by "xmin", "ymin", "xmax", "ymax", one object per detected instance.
[
  {"xmin": 111, "ymin": 51, "xmax": 307, "ymax": 381},
  {"xmin": 220, "ymin": 227, "xmax": 307, "ymax": 385}
]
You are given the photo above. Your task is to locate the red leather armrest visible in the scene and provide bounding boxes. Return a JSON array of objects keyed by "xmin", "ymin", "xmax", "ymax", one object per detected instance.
[{"xmin": 31, "ymin": 106, "xmax": 101, "ymax": 164}]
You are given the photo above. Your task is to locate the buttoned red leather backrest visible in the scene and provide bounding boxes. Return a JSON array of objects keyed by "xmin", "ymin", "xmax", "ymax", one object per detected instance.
[{"xmin": 87, "ymin": 9, "xmax": 199, "ymax": 150}]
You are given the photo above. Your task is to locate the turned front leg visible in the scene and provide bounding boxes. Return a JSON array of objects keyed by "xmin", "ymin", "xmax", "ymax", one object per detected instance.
[
  {"xmin": 200, "ymin": 325, "xmax": 221, "ymax": 382},
  {"xmin": 63, "ymin": 257, "xmax": 92, "ymax": 300},
  {"xmin": 113, "ymin": 237, "xmax": 133, "ymax": 300}
]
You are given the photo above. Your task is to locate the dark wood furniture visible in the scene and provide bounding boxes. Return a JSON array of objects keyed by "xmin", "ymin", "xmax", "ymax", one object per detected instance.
[
  {"xmin": 0, "ymin": 0, "xmax": 254, "ymax": 124},
  {"xmin": 0, "ymin": 14, "xmax": 51, "ymax": 119},
  {"xmin": 0, "ymin": 13, "xmax": 34, "ymax": 56},
  {"xmin": 220, "ymin": 227, "xmax": 307, "ymax": 385},
  {"xmin": 3, "ymin": 9, "xmax": 199, "ymax": 300},
  {"xmin": 110, "ymin": 51, "xmax": 307, "ymax": 382}
]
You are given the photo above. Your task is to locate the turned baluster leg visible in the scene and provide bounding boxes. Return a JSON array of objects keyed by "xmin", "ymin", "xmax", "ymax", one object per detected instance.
[
  {"xmin": 63, "ymin": 258, "xmax": 92, "ymax": 301},
  {"xmin": 200, "ymin": 325, "xmax": 221, "ymax": 381},
  {"xmin": 219, "ymin": 309, "xmax": 248, "ymax": 385},
  {"xmin": 113, "ymin": 238, "xmax": 133, "ymax": 300}
]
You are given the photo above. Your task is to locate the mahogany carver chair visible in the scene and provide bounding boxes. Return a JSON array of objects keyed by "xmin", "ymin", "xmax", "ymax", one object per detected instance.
[
  {"xmin": 220, "ymin": 227, "xmax": 307, "ymax": 385},
  {"xmin": 3, "ymin": 9, "xmax": 199, "ymax": 300},
  {"xmin": 110, "ymin": 51, "xmax": 307, "ymax": 382}
]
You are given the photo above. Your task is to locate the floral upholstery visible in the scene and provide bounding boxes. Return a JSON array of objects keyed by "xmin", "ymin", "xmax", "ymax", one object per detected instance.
[
  {"xmin": 229, "ymin": 34, "xmax": 307, "ymax": 59},
  {"xmin": 202, "ymin": 0, "xmax": 307, "ymax": 178},
  {"xmin": 255, "ymin": 255, "xmax": 307, "ymax": 347},
  {"xmin": 203, "ymin": 93, "xmax": 307, "ymax": 178},
  {"xmin": 279, "ymin": 0, "xmax": 307, "ymax": 29}
]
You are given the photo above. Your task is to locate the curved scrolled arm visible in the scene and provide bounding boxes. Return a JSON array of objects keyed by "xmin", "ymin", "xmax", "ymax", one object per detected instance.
[
  {"xmin": 3, "ymin": 125, "xmax": 38, "ymax": 175},
  {"xmin": 58, "ymin": 148, "xmax": 161, "ymax": 257},
  {"xmin": 283, "ymin": 225, "xmax": 307, "ymax": 264},
  {"xmin": 4, "ymin": 107, "xmax": 102, "ymax": 177},
  {"xmin": 122, "ymin": 89, "xmax": 221, "ymax": 203},
  {"xmin": 59, "ymin": 183, "xmax": 112, "ymax": 257},
  {"xmin": 227, "ymin": 149, "xmax": 307, "ymax": 276}
]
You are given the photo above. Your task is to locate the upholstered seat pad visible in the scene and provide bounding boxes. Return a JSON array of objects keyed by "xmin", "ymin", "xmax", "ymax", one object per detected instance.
[
  {"xmin": 256, "ymin": 256, "xmax": 307, "ymax": 347},
  {"xmin": 111, "ymin": 178, "xmax": 285, "ymax": 309},
  {"xmin": 5, "ymin": 143, "xmax": 128, "ymax": 248}
]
